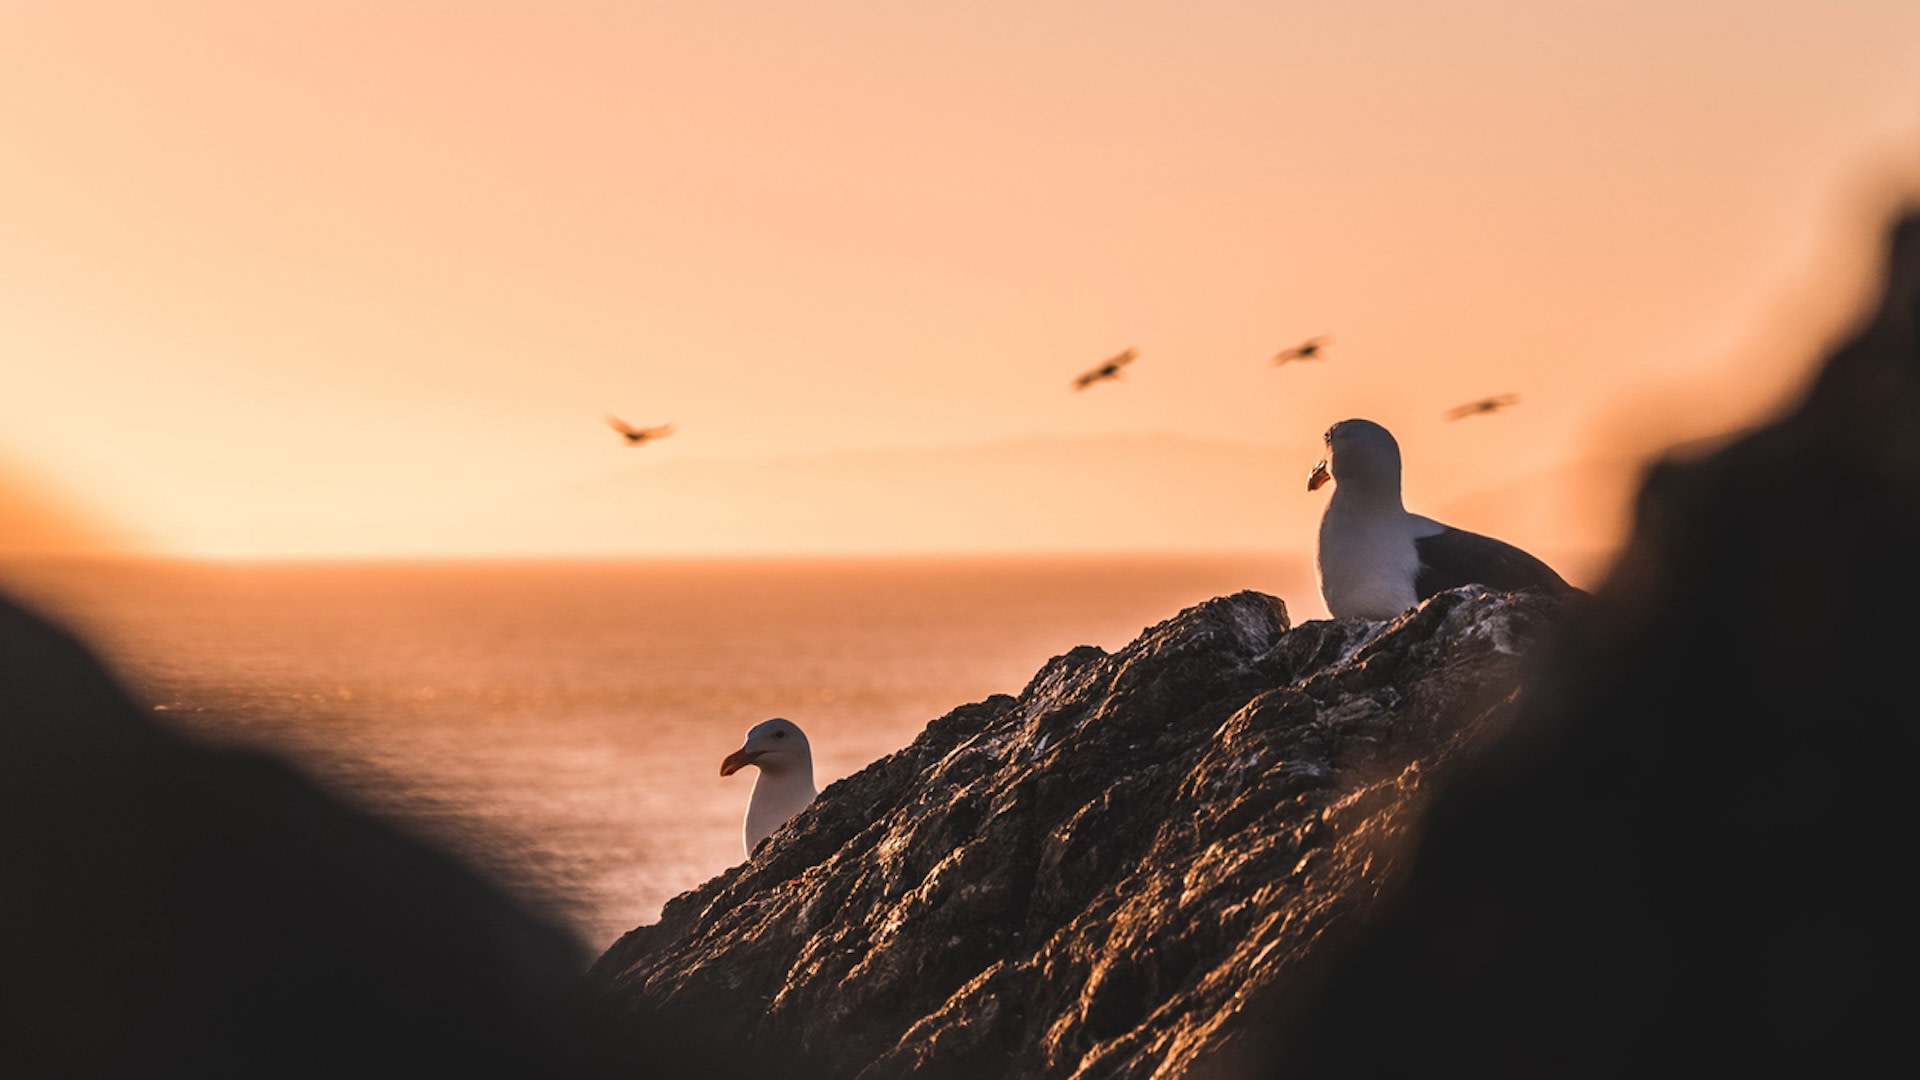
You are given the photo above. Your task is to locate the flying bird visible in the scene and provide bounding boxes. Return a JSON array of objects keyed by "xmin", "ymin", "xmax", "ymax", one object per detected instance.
[
  {"xmin": 1307, "ymin": 418, "xmax": 1579, "ymax": 620},
  {"xmin": 1072, "ymin": 348, "xmax": 1136, "ymax": 390},
  {"xmin": 720, "ymin": 717, "xmax": 818, "ymax": 857},
  {"xmin": 1443, "ymin": 394, "xmax": 1521, "ymax": 421},
  {"xmin": 606, "ymin": 416, "xmax": 676, "ymax": 444},
  {"xmin": 1272, "ymin": 336, "xmax": 1331, "ymax": 366}
]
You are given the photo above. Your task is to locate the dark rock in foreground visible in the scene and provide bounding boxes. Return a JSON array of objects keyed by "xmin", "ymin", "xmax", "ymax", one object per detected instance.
[
  {"xmin": 590, "ymin": 583, "xmax": 1577, "ymax": 1079},
  {"xmin": 0, "ymin": 593, "xmax": 708, "ymax": 1079}
]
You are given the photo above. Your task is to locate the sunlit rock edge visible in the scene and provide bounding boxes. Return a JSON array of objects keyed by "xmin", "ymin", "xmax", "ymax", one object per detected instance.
[{"xmin": 589, "ymin": 583, "xmax": 1576, "ymax": 1079}]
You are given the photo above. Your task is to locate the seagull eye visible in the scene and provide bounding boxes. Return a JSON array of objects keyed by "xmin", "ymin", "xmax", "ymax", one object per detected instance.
[{"xmin": 773, "ymin": 730, "xmax": 787, "ymax": 739}]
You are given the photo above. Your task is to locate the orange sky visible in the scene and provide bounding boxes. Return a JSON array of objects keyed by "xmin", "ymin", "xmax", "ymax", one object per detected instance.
[{"xmin": 3, "ymin": 2, "xmax": 1917, "ymax": 574}]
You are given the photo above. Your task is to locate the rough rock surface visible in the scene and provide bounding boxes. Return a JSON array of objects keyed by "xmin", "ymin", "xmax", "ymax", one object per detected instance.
[{"xmin": 589, "ymin": 583, "xmax": 1577, "ymax": 1079}]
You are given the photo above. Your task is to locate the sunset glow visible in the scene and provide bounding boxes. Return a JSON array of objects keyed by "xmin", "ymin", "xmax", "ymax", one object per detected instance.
[{"xmin": 4, "ymin": 2, "xmax": 1917, "ymax": 575}]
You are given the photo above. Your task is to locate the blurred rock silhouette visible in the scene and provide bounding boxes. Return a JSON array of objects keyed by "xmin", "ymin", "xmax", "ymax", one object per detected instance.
[
  {"xmin": 0, "ymin": 592, "xmax": 764, "ymax": 1079},
  {"xmin": 1256, "ymin": 206, "xmax": 1920, "ymax": 1076}
]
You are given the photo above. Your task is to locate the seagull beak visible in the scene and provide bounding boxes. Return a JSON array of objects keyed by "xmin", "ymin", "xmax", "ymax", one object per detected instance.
[
  {"xmin": 1307, "ymin": 459, "xmax": 1331, "ymax": 491},
  {"xmin": 720, "ymin": 749, "xmax": 757, "ymax": 777}
]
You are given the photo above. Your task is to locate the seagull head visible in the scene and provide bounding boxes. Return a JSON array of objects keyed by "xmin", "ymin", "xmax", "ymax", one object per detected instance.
[
  {"xmin": 1309, "ymin": 418, "xmax": 1402, "ymax": 495},
  {"xmin": 720, "ymin": 717, "xmax": 813, "ymax": 778}
]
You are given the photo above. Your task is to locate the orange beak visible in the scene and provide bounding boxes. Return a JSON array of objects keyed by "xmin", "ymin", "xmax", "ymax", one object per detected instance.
[
  {"xmin": 720, "ymin": 749, "xmax": 757, "ymax": 777},
  {"xmin": 1307, "ymin": 459, "xmax": 1331, "ymax": 491}
]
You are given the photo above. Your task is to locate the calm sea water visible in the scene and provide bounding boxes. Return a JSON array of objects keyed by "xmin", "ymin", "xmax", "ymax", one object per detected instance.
[{"xmin": 0, "ymin": 554, "xmax": 1313, "ymax": 953}]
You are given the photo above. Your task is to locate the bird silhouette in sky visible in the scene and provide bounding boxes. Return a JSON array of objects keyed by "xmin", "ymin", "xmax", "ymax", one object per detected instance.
[
  {"xmin": 606, "ymin": 416, "xmax": 676, "ymax": 444},
  {"xmin": 1443, "ymin": 394, "xmax": 1521, "ymax": 421},
  {"xmin": 1272, "ymin": 336, "xmax": 1331, "ymax": 366},
  {"xmin": 1073, "ymin": 348, "xmax": 1136, "ymax": 390}
]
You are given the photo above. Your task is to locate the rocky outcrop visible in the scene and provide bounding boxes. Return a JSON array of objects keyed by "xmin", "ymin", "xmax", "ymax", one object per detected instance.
[{"xmin": 589, "ymin": 583, "xmax": 1578, "ymax": 1079}]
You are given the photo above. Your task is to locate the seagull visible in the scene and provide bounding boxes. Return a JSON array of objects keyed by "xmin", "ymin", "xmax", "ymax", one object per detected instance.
[
  {"xmin": 1443, "ymin": 394, "xmax": 1520, "ymax": 421},
  {"xmin": 1273, "ymin": 336, "xmax": 1330, "ymax": 366},
  {"xmin": 606, "ymin": 416, "xmax": 676, "ymax": 444},
  {"xmin": 720, "ymin": 717, "xmax": 818, "ymax": 857},
  {"xmin": 1307, "ymin": 418, "xmax": 1578, "ymax": 620},
  {"xmin": 1072, "ymin": 348, "xmax": 1136, "ymax": 390}
]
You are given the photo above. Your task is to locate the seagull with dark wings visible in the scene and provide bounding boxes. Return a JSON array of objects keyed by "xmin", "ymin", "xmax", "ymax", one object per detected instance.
[
  {"xmin": 1073, "ymin": 348, "xmax": 1137, "ymax": 390},
  {"xmin": 1443, "ymin": 394, "xmax": 1521, "ymax": 421},
  {"xmin": 606, "ymin": 416, "xmax": 676, "ymax": 444},
  {"xmin": 1273, "ymin": 336, "xmax": 1331, "ymax": 366}
]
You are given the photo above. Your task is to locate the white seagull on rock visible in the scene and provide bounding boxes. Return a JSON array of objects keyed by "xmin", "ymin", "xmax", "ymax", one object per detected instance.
[
  {"xmin": 1308, "ymin": 418, "xmax": 1578, "ymax": 620},
  {"xmin": 719, "ymin": 717, "xmax": 818, "ymax": 857}
]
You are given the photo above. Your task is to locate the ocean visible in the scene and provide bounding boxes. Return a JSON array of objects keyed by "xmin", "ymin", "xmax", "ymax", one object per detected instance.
[{"xmin": 0, "ymin": 554, "xmax": 1314, "ymax": 953}]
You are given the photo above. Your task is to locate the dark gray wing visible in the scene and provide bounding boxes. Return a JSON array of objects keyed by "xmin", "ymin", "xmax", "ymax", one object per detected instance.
[{"xmin": 1414, "ymin": 526, "xmax": 1577, "ymax": 601}]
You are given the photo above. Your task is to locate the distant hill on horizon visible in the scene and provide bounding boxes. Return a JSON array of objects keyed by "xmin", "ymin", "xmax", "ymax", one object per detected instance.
[
  {"xmin": 512, "ymin": 432, "xmax": 1632, "ymax": 580},
  {"xmin": 0, "ymin": 461, "xmax": 143, "ymax": 559},
  {"xmin": 528, "ymin": 434, "xmax": 1318, "ymax": 559}
]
